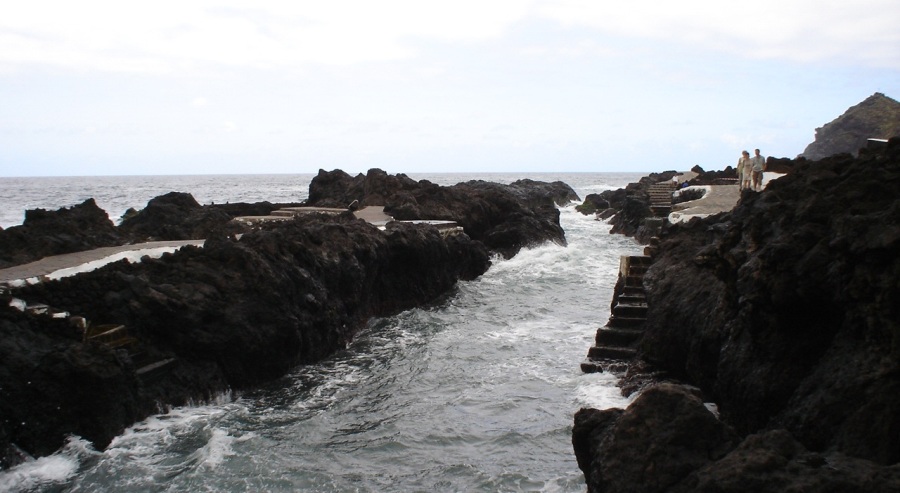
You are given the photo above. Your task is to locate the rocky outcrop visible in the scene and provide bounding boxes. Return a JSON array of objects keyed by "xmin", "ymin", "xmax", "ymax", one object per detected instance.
[
  {"xmin": 0, "ymin": 193, "xmax": 306, "ymax": 269},
  {"xmin": 573, "ymin": 138, "xmax": 900, "ymax": 491},
  {"xmin": 118, "ymin": 192, "xmax": 303, "ymax": 242},
  {"xmin": 2, "ymin": 213, "xmax": 491, "ymax": 465},
  {"xmin": 307, "ymin": 168, "xmax": 577, "ymax": 258},
  {"xmin": 0, "ymin": 199, "xmax": 123, "ymax": 269},
  {"xmin": 574, "ymin": 171, "xmax": 680, "ymax": 242},
  {"xmin": 0, "ymin": 170, "xmax": 575, "ymax": 467},
  {"xmin": 801, "ymin": 92, "xmax": 900, "ymax": 161}
]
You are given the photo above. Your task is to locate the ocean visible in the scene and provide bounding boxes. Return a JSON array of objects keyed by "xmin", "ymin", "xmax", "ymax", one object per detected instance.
[{"xmin": 0, "ymin": 172, "xmax": 645, "ymax": 492}]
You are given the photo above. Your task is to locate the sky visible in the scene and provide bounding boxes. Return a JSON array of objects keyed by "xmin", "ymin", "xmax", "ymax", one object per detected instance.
[{"xmin": 1, "ymin": 1, "xmax": 898, "ymax": 176}]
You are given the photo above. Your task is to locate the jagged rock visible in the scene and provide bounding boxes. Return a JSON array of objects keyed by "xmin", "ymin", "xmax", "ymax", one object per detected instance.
[
  {"xmin": 801, "ymin": 92, "xmax": 900, "ymax": 161},
  {"xmin": 2, "ymin": 212, "xmax": 490, "ymax": 461},
  {"xmin": 308, "ymin": 168, "xmax": 576, "ymax": 258},
  {"xmin": 117, "ymin": 191, "xmax": 307, "ymax": 243},
  {"xmin": 574, "ymin": 139, "xmax": 900, "ymax": 491},
  {"xmin": 0, "ymin": 199, "xmax": 123, "ymax": 269},
  {"xmin": 573, "ymin": 383, "xmax": 739, "ymax": 493},
  {"xmin": 575, "ymin": 193, "xmax": 610, "ymax": 215},
  {"xmin": 577, "ymin": 171, "xmax": 680, "ymax": 242}
]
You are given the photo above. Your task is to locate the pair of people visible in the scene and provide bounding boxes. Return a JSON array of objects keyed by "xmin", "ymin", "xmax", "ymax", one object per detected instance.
[{"xmin": 737, "ymin": 149, "xmax": 766, "ymax": 191}]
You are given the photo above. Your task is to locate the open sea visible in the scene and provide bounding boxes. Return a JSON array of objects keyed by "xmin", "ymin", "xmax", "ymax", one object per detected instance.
[{"xmin": 0, "ymin": 172, "xmax": 645, "ymax": 492}]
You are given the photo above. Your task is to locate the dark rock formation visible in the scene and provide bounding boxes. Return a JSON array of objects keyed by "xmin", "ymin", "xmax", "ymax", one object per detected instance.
[
  {"xmin": 307, "ymin": 168, "xmax": 577, "ymax": 258},
  {"xmin": 574, "ymin": 138, "xmax": 900, "ymax": 491},
  {"xmin": 0, "ymin": 199, "xmax": 123, "ymax": 269},
  {"xmin": 685, "ymin": 166, "xmax": 738, "ymax": 186},
  {"xmin": 0, "ymin": 193, "xmax": 307, "ymax": 270},
  {"xmin": 574, "ymin": 384, "xmax": 739, "ymax": 493},
  {"xmin": 118, "ymin": 192, "xmax": 301, "ymax": 242},
  {"xmin": 2, "ymin": 211, "xmax": 491, "ymax": 466},
  {"xmin": 575, "ymin": 193, "xmax": 610, "ymax": 215},
  {"xmin": 0, "ymin": 171, "xmax": 573, "ymax": 464},
  {"xmin": 801, "ymin": 92, "xmax": 900, "ymax": 161},
  {"xmin": 586, "ymin": 171, "xmax": 680, "ymax": 240}
]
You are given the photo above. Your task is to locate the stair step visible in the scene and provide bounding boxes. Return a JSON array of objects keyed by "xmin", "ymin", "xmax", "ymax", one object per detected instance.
[
  {"xmin": 608, "ymin": 315, "xmax": 646, "ymax": 328},
  {"xmin": 136, "ymin": 358, "xmax": 177, "ymax": 379},
  {"xmin": 106, "ymin": 336, "xmax": 138, "ymax": 349},
  {"xmin": 596, "ymin": 326, "xmax": 644, "ymax": 346},
  {"xmin": 588, "ymin": 345, "xmax": 638, "ymax": 360},
  {"xmin": 621, "ymin": 286, "xmax": 645, "ymax": 296},
  {"xmin": 612, "ymin": 303, "xmax": 648, "ymax": 318},
  {"xmin": 624, "ymin": 275, "xmax": 644, "ymax": 287},
  {"xmin": 580, "ymin": 360, "xmax": 603, "ymax": 373},
  {"xmin": 270, "ymin": 210, "xmax": 299, "ymax": 217},
  {"xmin": 617, "ymin": 294, "xmax": 646, "ymax": 304},
  {"xmin": 627, "ymin": 255, "xmax": 652, "ymax": 265}
]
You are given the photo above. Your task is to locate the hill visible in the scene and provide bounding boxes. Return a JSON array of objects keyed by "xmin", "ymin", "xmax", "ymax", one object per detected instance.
[{"xmin": 801, "ymin": 92, "xmax": 900, "ymax": 160}]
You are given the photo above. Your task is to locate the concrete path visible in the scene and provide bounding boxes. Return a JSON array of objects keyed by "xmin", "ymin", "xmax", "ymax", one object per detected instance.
[
  {"xmin": 0, "ymin": 206, "xmax": 395, "ymax": 285},
  {"xmin": 0, "ymin": 240, "xmax": 204, "ymax": 284},
  {"xmin": 669, "ymin": 185, "xmax": 741, "ymax": 222}
]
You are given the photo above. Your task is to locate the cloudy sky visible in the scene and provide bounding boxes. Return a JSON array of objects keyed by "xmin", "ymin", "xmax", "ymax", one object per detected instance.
[{"xmin": 1, "ymin": 1, "xmax": 898, "ymax": 176}]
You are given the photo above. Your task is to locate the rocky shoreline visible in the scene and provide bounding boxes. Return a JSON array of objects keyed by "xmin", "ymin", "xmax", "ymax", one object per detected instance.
[
  {"xmin": 573, "ymin": 140, "xmax": 900, "ymax": 491},
  {"xmin": 0, "ymin": 170, "xmax": 578, "ymax": 467}
]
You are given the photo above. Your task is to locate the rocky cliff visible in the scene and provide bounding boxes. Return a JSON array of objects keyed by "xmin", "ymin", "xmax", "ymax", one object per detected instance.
[
  {"xmin": 801, "ymin": 92, "xmax": 900, "ymax": 161},
  {"xmin": 573, "ymin": 139, "xmax": 900, "ymax": 491}
]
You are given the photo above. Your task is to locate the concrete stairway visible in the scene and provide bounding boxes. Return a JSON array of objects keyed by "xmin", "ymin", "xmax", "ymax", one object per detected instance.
[
  {"xmin": 9, "ymin": 297, "xmax": 177, "ymax": 383},
  {"xmin": 581, "ymin": 255, "xmax": 652, "ymax": 373},
  {"xmin": 648, "ymin": 181, "xmax": 676, "ymax": 217},
  {"xmin": 82, "ymin": 322, "xmax": 176, "ymax": 382}
]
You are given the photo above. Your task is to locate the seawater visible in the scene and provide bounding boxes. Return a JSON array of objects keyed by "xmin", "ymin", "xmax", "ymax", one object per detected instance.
[{"xmin": 0, "ymin": 173, "xmax": 645, "ymax": 493}]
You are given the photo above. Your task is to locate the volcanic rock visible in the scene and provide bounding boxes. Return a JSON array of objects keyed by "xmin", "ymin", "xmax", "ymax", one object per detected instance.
[
  {"xmin": 574, "ymin": 138, "xmax": 900, "ymax": 491},
  {"xmin": 801, "ymin": 92, "xmax": 900, "ymax": 161},
  {"xmin": 0, "ymin": 199, "xmax": 123, "ymax": 269},
  {"xmin": 2, "ymin": 212, "xmax": 490, "ymax": 464},
  {"xmin": 307, "ymin": 168, "xmax": 577, "ymax": 258}
]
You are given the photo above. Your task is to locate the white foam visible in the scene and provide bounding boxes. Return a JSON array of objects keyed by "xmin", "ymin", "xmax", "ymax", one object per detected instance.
[
  {"xmin": 0, "ymin": 454, "xmax": 78, "ymax": 492},
  {"xmin": 574, "ymin": 373, "xmax": 636, "ymax": 410}
]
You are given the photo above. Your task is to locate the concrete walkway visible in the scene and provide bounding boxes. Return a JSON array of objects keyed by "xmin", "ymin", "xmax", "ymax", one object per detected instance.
[
  {"xmin": 669, "ymin": 185, "xmax": 741, "ymax": 223},
  {"xmin": 0, "ymin": 240, "xmax": 204, "ymax": 284},
  {"xmin": 0, "ymin": 206, "xmax": 397, "ymax": 285}
]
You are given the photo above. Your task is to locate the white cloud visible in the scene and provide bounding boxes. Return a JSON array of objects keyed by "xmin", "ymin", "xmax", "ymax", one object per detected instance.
[
  {"xmin": 1, "ymin": 1, "xmax": 897, "ymax": 74},
  {"xmin": 539, "ymin": 1, "xmax": 900, "ymax": 67}
]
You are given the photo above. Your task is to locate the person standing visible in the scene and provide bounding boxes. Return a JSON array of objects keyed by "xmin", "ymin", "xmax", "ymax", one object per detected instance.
[
  {"xmin": 737, "ymin": 150, "xmax": 751, "ymax": 190},
  {"xmin": 750, "ymin": 148, "xmax": 766, "ymax": 191}
]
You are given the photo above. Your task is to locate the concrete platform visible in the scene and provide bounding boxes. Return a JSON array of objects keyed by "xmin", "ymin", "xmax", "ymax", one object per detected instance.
[{"xmin": 0, "ymin": 240, "xmax": 204, "ymax": 285}]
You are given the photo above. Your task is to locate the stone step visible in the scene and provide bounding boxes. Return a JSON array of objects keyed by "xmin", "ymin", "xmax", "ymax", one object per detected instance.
[
  {"xmin": 588, "ymin": 345, "xmax": 638, "ymax": 360},
  {"xmin": 617, "ymin": 293, "xmax": 646, "ymax": 305},
  {"xmin": 624, "ymin": 275, "xmax": 644, "ymax": 287},
  {"xmin": 84, "ymin": 324, "xmax": 127, "ymax": 343},
  {"xmin": 580, "ymin": 360, "xmax": 603, "ymax": 373},
  {"xmin": 627, "ymin": 255, "xmax": 652, "ymax": 265},
  {"xmin": 136, "ymin": 358, "xmax": 177, "ymax": 380},
  {"xmin": 612, "ymin": 302, "xmax": 648, "ymax": 318},
  {"xmin": 621, "ymin": 286, "xmax": 645, "ymax": 297},
  {"xmin": 629, "ymin": 264, "xmax": 649, "ymax": 275},
  {"xmin": 595, "ymin": 326, "xmax": 644, "ymax": 346},
  {"xmin": 608, "ymin": 315, "xmax": 646, "ymax": 328}
]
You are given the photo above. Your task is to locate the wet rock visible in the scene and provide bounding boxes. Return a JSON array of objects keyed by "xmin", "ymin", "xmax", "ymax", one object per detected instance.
[
  {"xmin": 575, "ymin": 139, "xmax": 900, "ymax": 491},
  {"xmin": 573, "ymin": 383, "xmax": 739, "ymax": 493},
  {"xmin": 3, "ymin": 212, "xmax": 491, "ymax": 460}
]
